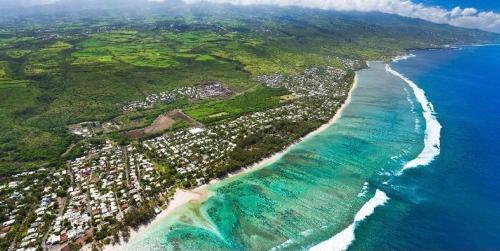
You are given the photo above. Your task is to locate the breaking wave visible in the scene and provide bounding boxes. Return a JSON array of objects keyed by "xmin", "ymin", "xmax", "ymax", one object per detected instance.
[
  {"xmin": 269, "ymin": 238, "xmax": 296, "ymax": 251},
  {"xmin": 392, "ymin": 54, "xmax": 416, "ymax": 62},
  {"xmin": 357, "ymin": 182, "xmax": 369, "ymax": 197},
  {"xmin": 467, "ymin": 43, "xmax": 500, "ymax": 47},
  {"xmin": 402, "ymin": 86, "xmax": 421, "ymax": 132},
  {"xmin": 385, "ymin": 64, "xmax": 442, "ymax": 170},
  {"xmin": 310, "ymin": 59, "xmax": 440, "ymax": 251},
  {"xmin": 309, "ymin": 190, "xmax": 389, "ymax": 251}
]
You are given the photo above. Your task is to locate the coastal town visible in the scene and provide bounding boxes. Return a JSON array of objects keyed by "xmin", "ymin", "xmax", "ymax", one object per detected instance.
[
  {"xmin": 2, "ymin": 0, "xmax": 499, "ymax": 249},
  {"xmin": 0, "ymin": 61, "xmax": 360, "ymax": 250}
]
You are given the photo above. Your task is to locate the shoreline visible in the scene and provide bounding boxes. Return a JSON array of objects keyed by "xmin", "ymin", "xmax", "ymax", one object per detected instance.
[
  {"xmin": 102, "ymin": 73, "xmax": 359, "ymax": 251},
  {"xmin": 102, "ymin": 186, "xmax": 211, "ymax": 251},
  {"xmin": 211, "ymin": 73, "xmax": 358, "ymax": 184}
]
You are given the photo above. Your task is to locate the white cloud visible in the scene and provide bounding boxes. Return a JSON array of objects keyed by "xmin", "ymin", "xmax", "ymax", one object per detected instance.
[
  {"xmin": 181, "ymin": 0, "xmax": 500, "ymax": 33},
  {"xmin": 31, "ymin": 0, "xmax": 61, "ymax": 5},
  {"xmin": 0, "ymin": 0, "xmax": 60, "ymax": 7}
]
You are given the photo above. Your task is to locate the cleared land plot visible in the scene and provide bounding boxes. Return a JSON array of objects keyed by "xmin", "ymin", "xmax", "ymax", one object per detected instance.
[
  {"xmin": 144, "ymin": 114, "xmax": 175, "ymax": 135},
  {"xmin": 126, "ymin": 110, "xmax": 200, "ymax": 139}
]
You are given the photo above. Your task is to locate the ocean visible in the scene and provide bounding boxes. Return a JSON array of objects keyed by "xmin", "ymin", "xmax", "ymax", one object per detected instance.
[{"xmin": 118, "ymin": 45, "xmax": 500, "ymax": 251}]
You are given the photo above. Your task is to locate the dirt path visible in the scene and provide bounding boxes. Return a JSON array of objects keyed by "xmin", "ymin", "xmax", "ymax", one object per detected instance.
[{"xmin": 61, "ymin": 143, "xmax": 76, "ymax": 158}]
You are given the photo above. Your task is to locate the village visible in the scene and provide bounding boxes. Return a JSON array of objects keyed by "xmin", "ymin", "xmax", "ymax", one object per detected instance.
[
  {"xmin": 1, "ymin": 64, "xmax": 356, "ymax": 250},
  {"xmin": 122, "ymin": 81, "xmax": 232, "ymax": 112}
]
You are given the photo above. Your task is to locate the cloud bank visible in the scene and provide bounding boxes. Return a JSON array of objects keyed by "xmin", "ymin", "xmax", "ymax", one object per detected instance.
[{"xmin": 180, "ymin": 0, "xmax": 500, "ymax": 33}]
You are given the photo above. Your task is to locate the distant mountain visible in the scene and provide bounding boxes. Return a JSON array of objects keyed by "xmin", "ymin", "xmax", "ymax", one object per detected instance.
[{"xmin": 1, "ymin": 1, "xmax": 498, "ymax": 45}]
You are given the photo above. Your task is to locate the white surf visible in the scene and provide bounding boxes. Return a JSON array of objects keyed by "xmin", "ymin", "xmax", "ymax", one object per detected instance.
[
  {"xmin": 385, "ymin": 64, "xmax": 442, "ymax": 170},
  {"xmin": 309, "ymin": 190, "xmax": 389, "ymax": 251}
]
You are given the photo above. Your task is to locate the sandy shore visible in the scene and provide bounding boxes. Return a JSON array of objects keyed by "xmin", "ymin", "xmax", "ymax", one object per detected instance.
[
  {"xmin": 102, "ymin": 73, "xmax": 359, "ymax": 251},
  {"xmin": 102, "ymin": 187, "xmax": 210, "ymax": 251}
]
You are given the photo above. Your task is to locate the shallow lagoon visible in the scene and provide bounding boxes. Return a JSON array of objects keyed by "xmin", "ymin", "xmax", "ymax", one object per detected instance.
[{"xmin": 121, "ymin": 61, "xmax": 425, "ymax": 250}]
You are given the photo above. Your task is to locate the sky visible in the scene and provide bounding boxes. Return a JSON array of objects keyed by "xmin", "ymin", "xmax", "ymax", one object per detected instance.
[
  {"xmin": 1, "ymin": 0, "xmax": 500, "ymax": 33},
  {"xmin": 417, "ymin": 0, "xmax": 500, "ymax": 12}
]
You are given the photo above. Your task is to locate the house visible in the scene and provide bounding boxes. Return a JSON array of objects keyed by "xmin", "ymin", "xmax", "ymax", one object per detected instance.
[{"xmin": 2, "ymin": 219, "xmax": 15, "ymax": 227}]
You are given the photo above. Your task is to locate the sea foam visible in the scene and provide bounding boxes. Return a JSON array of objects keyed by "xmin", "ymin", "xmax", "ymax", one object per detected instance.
[
  {"xmin": 392, "ymin": 54, "xmax": 416, "ymax": 62},
  {"xmin": 385, "ymin": 64, "xmax": 442, "ymax": 170},
  {"xmin": 357, "ymin": 182, "xmax": 369, "ymax": 197},
  {"xmin": 309, "ymin": 190, "xmax": 389, "ymax": 251},
  {"xmin": 467, "ymin": 43, "xmax": 500, "ymax": 47}
]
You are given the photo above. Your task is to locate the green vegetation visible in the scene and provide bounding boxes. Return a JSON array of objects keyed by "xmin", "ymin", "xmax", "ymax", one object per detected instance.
[
  {"xmin": 0, "ymin": 3, "xmax": 498, "ymax": 175},
  {"xmin": 72, "ymin": 30, "xmax": 177, "ymax": 67},
  {"xmin": 186, "ymin": 85, "xmax": 288, "ymax": 123},
  {"xmin": 1, "ymin": 4, "xmax": 499, "ymax": 249}
]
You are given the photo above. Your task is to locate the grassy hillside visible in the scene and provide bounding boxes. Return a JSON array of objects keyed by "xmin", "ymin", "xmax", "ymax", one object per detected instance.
[{"xmin": 0, "ymin": 3, "xmax": 498, "ymax": 175}]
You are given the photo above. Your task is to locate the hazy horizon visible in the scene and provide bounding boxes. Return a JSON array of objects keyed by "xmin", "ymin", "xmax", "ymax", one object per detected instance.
[{"xmin": 1, "ymin": 0, "xmax": 499, "ymax": 33}]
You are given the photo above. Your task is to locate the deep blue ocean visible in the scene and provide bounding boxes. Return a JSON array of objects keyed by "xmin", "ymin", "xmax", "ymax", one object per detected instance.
[
  {"xmin": 355, "ymin": 45, "xmax": 500, "ymax": 250},
  {"xmin": 118, "ymin": 45, "xmax": 500, "ymax": 251}
]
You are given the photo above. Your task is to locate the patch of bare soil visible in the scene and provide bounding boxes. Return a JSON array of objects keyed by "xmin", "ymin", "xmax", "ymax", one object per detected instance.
[
  {"xmin": 125, "ymin": 110, "xmax": 202, "ymax": 139},
  {"xmin": 144, "ymin": 114, "xmax": 175, "ymax": 134}
]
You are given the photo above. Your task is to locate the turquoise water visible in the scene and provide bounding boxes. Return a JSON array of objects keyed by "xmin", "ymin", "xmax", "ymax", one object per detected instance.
[
  {"xmin": 121, "ymin": 45, "xmax": 500, "ymax": 250},
  {"xmin": 122, "ymin": 61, "xmax": 425, "ymax": 250}
]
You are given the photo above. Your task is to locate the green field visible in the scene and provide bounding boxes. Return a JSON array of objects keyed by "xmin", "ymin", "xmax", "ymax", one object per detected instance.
[{"xmin": 186, "ymin": 85, "xmax": 288, "ymax": 124}]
